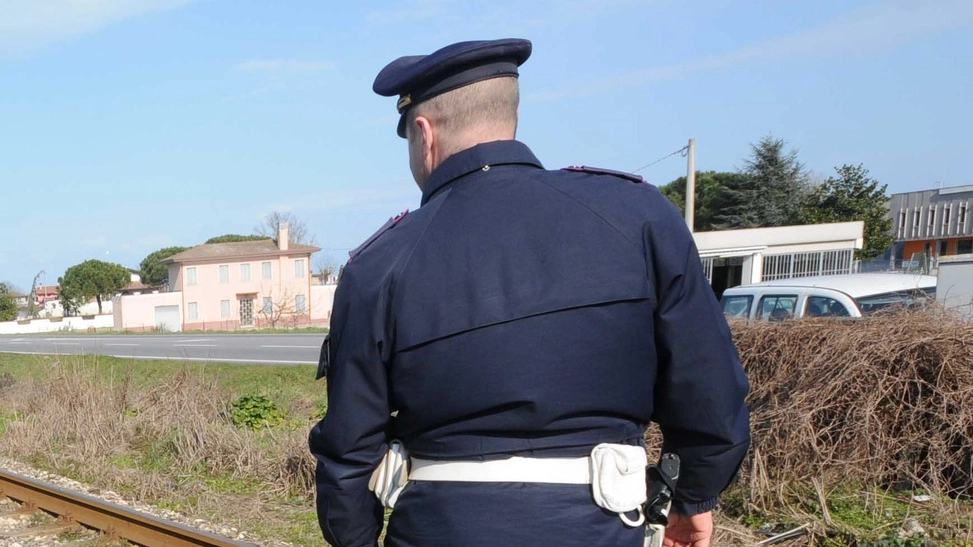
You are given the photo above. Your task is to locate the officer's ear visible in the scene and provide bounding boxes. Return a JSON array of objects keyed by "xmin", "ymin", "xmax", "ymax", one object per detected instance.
[
  {"xmin": 414, "ymin": 115, "xmax": 436, "ymax": 164},
  {"xmin": 414, "ymin": 115, "xmax": 434, "ymax": 151}
]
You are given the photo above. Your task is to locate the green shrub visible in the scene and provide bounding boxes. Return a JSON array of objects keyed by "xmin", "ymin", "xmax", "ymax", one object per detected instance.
[
  {"xmin": 311, "ymin": 400, "xmax": 328, "ymax": 421},
  {"xmin": 230, "ymin": 394, "xmax": 285, "ymax": 430},
  {"xmin": 0, "ymin": 295, "xmax": 16, "ymax": 321}
]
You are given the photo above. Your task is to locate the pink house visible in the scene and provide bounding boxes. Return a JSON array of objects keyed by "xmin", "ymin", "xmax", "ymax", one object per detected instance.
[{"xmin": 161, "ymin": 224, "xmax": 324, "ymax": 330}]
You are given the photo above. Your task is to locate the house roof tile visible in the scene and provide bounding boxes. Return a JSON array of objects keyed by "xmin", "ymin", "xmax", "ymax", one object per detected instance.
[{"xmin": 162, "ymin": 240, "xmax": 320, "ymax": 264}]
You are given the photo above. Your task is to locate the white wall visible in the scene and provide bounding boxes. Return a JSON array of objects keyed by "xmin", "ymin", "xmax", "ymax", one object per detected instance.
[
  {"xmin": 0, "ymin": 315, "xmax": 114, "ymax": 334},
  {"xmin": 937, "ymin": 255, "xmax": 973, "ymax": 320},
  {"xmin": 113, "ymin": 292, "xmax": 183, "ymax": 332},
  {"xmin": 39, "ymin": 299, "xmax": 113, "ymax": 318},
  {"xmin": 310, "ymin": 284, "xmax": 337, "ymax": 325}
]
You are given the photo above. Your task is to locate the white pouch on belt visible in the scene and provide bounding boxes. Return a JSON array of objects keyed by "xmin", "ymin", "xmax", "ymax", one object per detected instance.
[
  {"xmin": 368, "ymin": 440, "xmax": 409, "ymax": 509},
  {"xmin": 590, "ymin": 443, "xmax": 648, "ymax": 527}
]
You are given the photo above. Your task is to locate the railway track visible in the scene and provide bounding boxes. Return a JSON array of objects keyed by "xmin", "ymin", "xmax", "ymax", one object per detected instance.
[{"xmin": 0, "ymin": 468, "xmax": 258, "ymax": 547}]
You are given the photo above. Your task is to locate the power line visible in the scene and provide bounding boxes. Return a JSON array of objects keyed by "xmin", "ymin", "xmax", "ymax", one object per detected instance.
[{"xmin": 632, "ymin": 145, "xmax": 689, "ymax": 174}]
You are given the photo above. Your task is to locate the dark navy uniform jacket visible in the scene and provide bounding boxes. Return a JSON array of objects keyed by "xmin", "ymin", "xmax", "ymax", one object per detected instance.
[{"xmin": 309, "ymin": 140, "xmax": 750, "ymax": 547}]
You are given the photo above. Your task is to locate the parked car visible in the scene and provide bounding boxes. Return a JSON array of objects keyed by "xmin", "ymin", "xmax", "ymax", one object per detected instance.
[{"xmin": 720, "ymin": 273, "xmax": 937, "ymax": 322}]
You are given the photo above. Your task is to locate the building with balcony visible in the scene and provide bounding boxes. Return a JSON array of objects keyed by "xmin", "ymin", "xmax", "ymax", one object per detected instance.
[{"xmin": 889, "ymin": 184, "xmax": 973, "ymax": 261}]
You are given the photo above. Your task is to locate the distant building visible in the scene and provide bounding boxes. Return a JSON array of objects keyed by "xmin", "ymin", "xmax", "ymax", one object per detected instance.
[
  {"xmin": 7, "ymin": 291, "xmax": 29, "ymax": 308},
  {"xmin": 35, "ymin": 285, "xmax": 59, "ymax": 306},
  {"xmin": 118, "ymin": 270, "xmax": 155, "ymax": 296},
  {"xmin": 889, "ymin": 184, "xmax": 973, "ymax": 262},
  {"xmin": 114, "ymin": 223, "xmax": 335, "ymax": 332},
  {"xmin": 694, "ymin": 221, "xmax": 864, "ymax": 299}
]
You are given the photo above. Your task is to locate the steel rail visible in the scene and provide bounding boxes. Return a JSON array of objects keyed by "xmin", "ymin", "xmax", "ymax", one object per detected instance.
[{"xmin": 0, "ymin": 468, "xmax": 259, "ymax": 547}]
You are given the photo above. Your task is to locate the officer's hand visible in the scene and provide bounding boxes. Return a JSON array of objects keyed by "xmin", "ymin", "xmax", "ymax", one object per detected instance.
[{"xmin": 662, "ymin": 511, "xmax": 713, "ymax": 547}]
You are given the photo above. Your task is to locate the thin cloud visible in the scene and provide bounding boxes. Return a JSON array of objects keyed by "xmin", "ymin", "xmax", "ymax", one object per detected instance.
[
  {"xmin": 527, "ymin": 0, "xmax": 973, "ymax": 102},
  {"xmin": 234, "ymin": 59, "xmax": 336, "ymax": 73},
  {"xmin": 0, "ymin": 0, "xmax": 197, "ymax": 57}
]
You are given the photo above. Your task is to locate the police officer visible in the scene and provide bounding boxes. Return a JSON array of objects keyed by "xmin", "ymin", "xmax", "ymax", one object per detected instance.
[{"xmin": 309, "ymin": 38, "xmax": 750, "ymax": 547}]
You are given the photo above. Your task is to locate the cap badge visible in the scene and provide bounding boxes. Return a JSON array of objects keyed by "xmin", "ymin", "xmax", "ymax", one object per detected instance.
[{"xmin": 396, "ymin": 94, "xmax": 412, "ymax": 113}]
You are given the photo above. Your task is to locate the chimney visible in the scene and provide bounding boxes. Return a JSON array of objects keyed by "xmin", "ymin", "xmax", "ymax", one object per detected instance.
[{"xmin": 278, "ymin": 221, "xmax": 289, "ymax": 251}]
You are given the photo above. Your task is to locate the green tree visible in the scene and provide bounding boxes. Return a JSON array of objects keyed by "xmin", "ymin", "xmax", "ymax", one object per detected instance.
[
  {"xmin": 804, "ymin": 164, "xmax": 894, "ymax": 260},
  {"xmin": 205, "ymin": 234, "xmax": 271, "ymax": 244},
  {"xmin": 58, "ymin": 260, "xmax": 130, "ymax": 315},
  {"xmin": 659, "ymin": 171, "xmax": 752, "ymax": 231},
  {"xmin": 0, "ymin": 295, "xmax": 15, "ymax": 321},
  {"xmin": 0, "ymin": 282, "xmax": 16, "ymax": 321},
  {"xmin": 711, "ymin": 136, "xmax": 811, "ymax": 229},
  {"xmin": 139, "ymin": 246, "xmax": 189, "ymax": 287}
]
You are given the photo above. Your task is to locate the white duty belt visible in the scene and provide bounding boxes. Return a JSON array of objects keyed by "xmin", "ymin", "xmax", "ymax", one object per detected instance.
[{"xmin": 369, "ymin": 441, "xmax": 649, "ymax": 528}]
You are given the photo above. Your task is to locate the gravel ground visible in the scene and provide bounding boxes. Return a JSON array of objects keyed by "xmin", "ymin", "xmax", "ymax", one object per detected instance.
[{"xmin": 0, "ymin": 457, "xmax": 266, "ymax": 547}]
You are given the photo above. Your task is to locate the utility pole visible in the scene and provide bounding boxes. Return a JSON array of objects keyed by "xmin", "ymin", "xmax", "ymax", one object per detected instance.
[{"xmin": 685, "ymin": 138, "xmax": 696, "ymax": 232}]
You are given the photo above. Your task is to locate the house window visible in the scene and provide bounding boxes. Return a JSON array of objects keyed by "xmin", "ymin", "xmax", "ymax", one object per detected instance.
[
  {"xmin": 958, "ymin": 239, "xmax": 973, "ymax": 254},
  {"xmin": 220, "ymin": 299, "xmax": 231, "ymax": 319},
  {"xmin": 943, "ymin": 204, "xmax": 951, "ymax": 236},
  {"xmin": 262, "ymin": 297, "xmax": 273, "ymax": 315},
  {"xmin": 896, "ymin": 210, "xmax": 906, "ymax": 239},
  {"xmin": 294, "ymin": 259, "xmax": 306, "ymax": 278},
  {"xmin": 961, "ymin": 202, "xmax": 969, "ymax": 233},
  {"xmin": 240, "ymin": 263, "xmax": 251, "ymax": 282},
  {"xmin": 295, "ymin": 294, "xmax": 306, "ymax": 313},
  {"xmin": 219, "ymin": 265, "xmax": 229, "ymax": 283},
  {"xmin": 912, "ymin": 207, "xmax": 921, "ymax": 238},
  {"xmin": 187, "ymin": 267, "xmax": 198, "ymax": 286},
  {"xmin": 262, "ymin": 262, "xmax": 272, "ymax": 280},
  {"xmin": 927, "ymin": 205, "xmax": 936, "ymax": 237},
  {"xmin": 187, "ymin": 302, "xmax": 198, "ymax": 320}
]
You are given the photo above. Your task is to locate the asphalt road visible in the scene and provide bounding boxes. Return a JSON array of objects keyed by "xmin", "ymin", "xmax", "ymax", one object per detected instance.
[{"xmin": 0, "ymin": 334, "xmax": 325, "ymax": 365}]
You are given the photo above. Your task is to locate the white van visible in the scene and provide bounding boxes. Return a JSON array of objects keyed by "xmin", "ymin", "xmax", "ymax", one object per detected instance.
[{"xmin": 720, "ymin": 273, "xmax": 937, "ymax": 322}]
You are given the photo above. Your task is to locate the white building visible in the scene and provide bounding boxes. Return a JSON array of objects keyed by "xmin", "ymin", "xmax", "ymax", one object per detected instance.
[{"xmin": 693, "ymin": 221, "xmax": 865, "ymax": 298}]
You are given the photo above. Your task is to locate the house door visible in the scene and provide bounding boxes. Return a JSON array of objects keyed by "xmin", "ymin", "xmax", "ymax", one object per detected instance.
[{"xmin": 240, "ymin": 297, "xmax": 255, "ymax": 327}]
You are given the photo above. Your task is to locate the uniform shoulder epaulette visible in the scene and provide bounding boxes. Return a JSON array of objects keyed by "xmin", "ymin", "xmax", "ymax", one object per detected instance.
[
  {"xmin": 562, "ymin": 165, "xmax": 645, "ymax": 184},
  {"xmin": 347, "ymin": 209, "xmax": 409, "ymax": 263}
]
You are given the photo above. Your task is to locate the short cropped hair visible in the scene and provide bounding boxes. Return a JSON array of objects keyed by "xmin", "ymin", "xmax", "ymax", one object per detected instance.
[{"xmin": 408, "ymin": 76, "xmax": 519, "ymax": 144}]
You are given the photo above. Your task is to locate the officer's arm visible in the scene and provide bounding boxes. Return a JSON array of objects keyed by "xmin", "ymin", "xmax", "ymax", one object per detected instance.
[
  {"xmin": 308, "ymin": 268, "xmax": 390, "ymax": 547},
  {"xmin": 644, "ymin": 197, "xmax": 751, "ymax": 516}
]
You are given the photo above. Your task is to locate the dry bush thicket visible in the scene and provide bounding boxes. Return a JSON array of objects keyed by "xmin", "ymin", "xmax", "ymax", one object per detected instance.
[{"xmin": 732, "ymin": 306, "xmax": 973, "ymax": 511}]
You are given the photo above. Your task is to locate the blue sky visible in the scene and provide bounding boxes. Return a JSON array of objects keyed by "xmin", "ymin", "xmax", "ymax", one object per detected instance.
[{"xmin": 1, "ymin": 0, "xmax": 971, "ymax": 290}]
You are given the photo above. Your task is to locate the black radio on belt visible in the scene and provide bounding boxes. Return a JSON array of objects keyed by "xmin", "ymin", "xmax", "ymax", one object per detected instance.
[{"xmin": 644, "ymin": 453, "xmax": 680, "ymax": 526}]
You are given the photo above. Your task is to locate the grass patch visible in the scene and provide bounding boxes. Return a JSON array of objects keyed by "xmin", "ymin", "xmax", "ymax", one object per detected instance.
[{"xmin": 0, "ymin": 352, "xmax": 325, "ymax": 546}]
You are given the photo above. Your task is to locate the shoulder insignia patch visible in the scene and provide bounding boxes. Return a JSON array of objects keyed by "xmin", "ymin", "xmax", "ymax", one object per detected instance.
[
  {"xmin": 562, "ymin": 165, "xmax": 645, "ymax": 184},
  {"xmin": 348, "ymin": 209, "xmax": 409, "ymax": 263}
]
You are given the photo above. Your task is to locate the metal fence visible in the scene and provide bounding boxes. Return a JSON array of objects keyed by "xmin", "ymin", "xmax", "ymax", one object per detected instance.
[
  {"xmin": 853, "ymin": 255, "xmax": 938, "ymax": 276},
  {"xmin": 761, "ymin": 249, "xmax": 855, "ymax": 281},
  {"xmin": 701, "ymin": 257, "xmax": 714, "ymax": 283}
]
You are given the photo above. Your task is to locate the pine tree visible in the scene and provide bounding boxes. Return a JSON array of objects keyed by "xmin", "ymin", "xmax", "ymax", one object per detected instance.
[{"xmin": 804, "ymin": 164, "xmax": 893, "ymax": 260}]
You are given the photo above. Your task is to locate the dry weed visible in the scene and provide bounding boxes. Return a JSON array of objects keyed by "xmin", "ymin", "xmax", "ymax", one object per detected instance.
[
  {"xmin": 729, "ymin": 306, "xmax": 973, "ymax": 538},
  {"xmin": 0, "ymin": 358, "xmax": 315, "ymax": 500}
]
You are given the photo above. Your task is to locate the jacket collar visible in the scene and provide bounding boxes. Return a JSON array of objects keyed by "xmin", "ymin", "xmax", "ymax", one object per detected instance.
[{"xmin": 421, "ymin": 140, "xmax": 543, "ymax": 206}]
